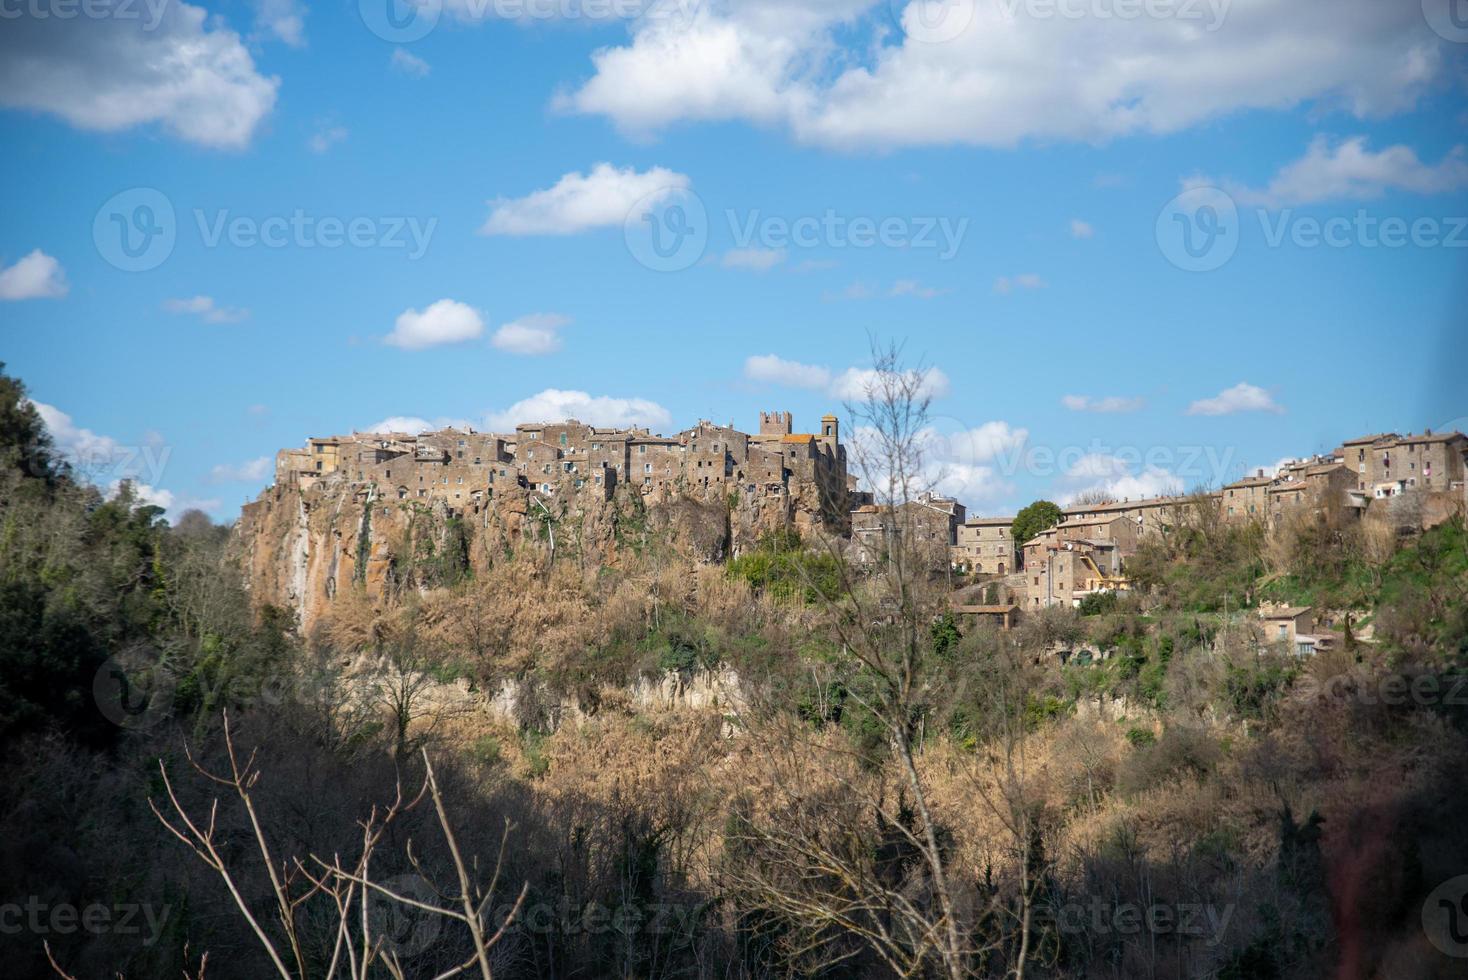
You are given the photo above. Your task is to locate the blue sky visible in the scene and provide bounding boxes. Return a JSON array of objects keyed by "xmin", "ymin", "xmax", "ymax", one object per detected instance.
[{"xmin": 1, "ymin": 0, "xmax": 1465, "ymax": 519}]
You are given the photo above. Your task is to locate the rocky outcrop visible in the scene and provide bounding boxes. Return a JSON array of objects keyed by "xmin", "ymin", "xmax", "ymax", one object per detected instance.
[{"xmin": 237, "ymin": 476, "xmax": 833, "ymax": 629}]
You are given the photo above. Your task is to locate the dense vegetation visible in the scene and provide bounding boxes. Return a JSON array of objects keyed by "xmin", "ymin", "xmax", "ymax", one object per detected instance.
[{"xmin": 3, "ymin": 362, "xmax": 1467, "ymax": 979}]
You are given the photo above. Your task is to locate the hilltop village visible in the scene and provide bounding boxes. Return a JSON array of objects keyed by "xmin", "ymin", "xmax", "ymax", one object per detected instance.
[{"xmin": 255, "ymin": 414, "xmax": 1468, "ymax": 634}]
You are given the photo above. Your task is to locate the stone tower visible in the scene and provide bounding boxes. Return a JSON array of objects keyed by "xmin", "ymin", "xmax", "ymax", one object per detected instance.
[{"xmin": 760, "ymin": 411, "xmax": 793, "ymax": 436}]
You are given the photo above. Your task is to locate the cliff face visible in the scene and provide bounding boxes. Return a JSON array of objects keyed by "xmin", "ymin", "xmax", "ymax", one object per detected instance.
[{"xmin": 237, "ymin": 477, "xmax": 837, "ymax": 630}]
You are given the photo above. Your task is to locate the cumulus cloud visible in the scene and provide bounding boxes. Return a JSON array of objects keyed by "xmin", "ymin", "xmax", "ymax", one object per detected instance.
[
  {"xmin": 0, "ymin": 1, "xmax": 278, "ymax": 149},
  {"xmin": 1062, "ymin": 394, "xmax": 1145, "ymax": 414},
  {"xmin": 483, "ymin": 389, "xmax": 672, "ymax": 431},
  {"xmin": 366, "ymin": 416, "xmax": 444, "ymax": 436},
  {"xmin": 31, "ymin": 401, "xmax": 170, "ymax": 490},
  {"xmin": 558, "ymin": 0, "xmax": 1440, "ymax": 150},
  {"xmin": 32, "ymin": 401, "xmax": 123, "ymax": 466},
  {"xmin": 209, "ymin": 456, "xmax": 272, "ymax": 483},
  {"xmin": 164, "ymin": 295, "xmax": 249, "ymax": 324},
  {"xmin": 391, "ymin": 48, "xmax": 431, "ymax": 77},
  {"xmin": 480, "ymin": 163, "xmax": 691, "ymax": 235},
  {"xmin": 942, "ymin": 421, "xmax": 1029, "ymax": 464},
  {"xmin": 1218, "ymin": 135, "xmax": 1468, "ymax": 208},
  {"xmin": 1070, "ymin": 219, "xmax": 1094, "ymax": 239},
  {"xmin": 993, "ymin": 273, "xmax": 1044, "ymax": 294},
  {"xmin": 1057, "ymin": 453, "xmax": 1184, "ymax": 505},
  {"xmin": 745, "ymin": 354, "xmax": 949, "ymax": 402},
  {"xmin": 385, "ymin": 299, "xmax": 485, "ymax": 350},
  {"xmin": 108, "ymin": 479, "xmax": 173, "ymax": 511},
  {"xmin": 491, "ymin": 313, "xmax": 572, "ymax": 355},
  {"xmin": 0, "ymin": 249, "xmax": 68, "ymax": 300},
  {"xmin": 830, "ymin": 366, "xmax": 950, "ymax": 402},
  {"xmin": 1187, "ymin": 382, "xmax": 1284, "ymax": 416},
  {"xmin": 744, "ymin": 354, "xmax": 833, "ymax": 390},
  {"xmin": 721, "ymin": 247, "xmax": 786, "ymax": 271}
]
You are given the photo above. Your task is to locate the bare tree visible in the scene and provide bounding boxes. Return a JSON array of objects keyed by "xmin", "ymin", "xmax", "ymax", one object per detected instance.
[
  {"xmin": 723, "ymin": 342, "xmax": 1045, "ymax": 979},
  {"xmin": 107, "ymin": 712, "xmax": 529, "ymax": 980}
]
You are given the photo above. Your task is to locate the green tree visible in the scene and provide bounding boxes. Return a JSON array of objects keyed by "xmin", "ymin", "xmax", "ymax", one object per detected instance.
[{"xmin": 1012, "ymin": 499, "xmax": 1062, "ymax": 546}]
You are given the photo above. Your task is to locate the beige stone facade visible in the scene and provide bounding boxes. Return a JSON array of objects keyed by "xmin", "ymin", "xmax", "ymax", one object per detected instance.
[
  {"xmin": 273, "ymin": 410, "xmax": 850, "ymax": 524},
  {"xmin": 952, "ymin": 516, "xmax": 1015, "ymax": 575}
]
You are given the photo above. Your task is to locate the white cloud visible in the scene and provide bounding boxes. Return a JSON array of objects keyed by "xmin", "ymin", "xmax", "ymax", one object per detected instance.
[
  {"xmin": 32, "ymin": 401, "xmax": 123, "ymax": 465},
  {"xmin": 164, "ymin": 295, "xmax": 249, "ymax": 324},
  {"xmin": 1070, "ymin": 219, "xmax": 1094, "ymax": 239},
  {"xmin": 209, "ymin": 456, "xmax": 271, "ymax": 483},
  {"xmin": 830, "ymin": 366, "xmax": 950, "ymax": 402},
  {"xmin": 1057, "ymin": 453, "xmax": 1184, "ymax": 505},
  {"xmin": 721, "ymin": 247, "xmax": 786, "ymax": 271},
  {"xmin": 0, "ymin": 2, "xmax": 278, "ymax": 149},
  {"xmin": 108, "ymin": 479, "xmax": 174, "ymax": 511},
  {"xmin": 906, "ymin": 423, "xmax": 1027, "ymax": 507},
  {"xmin": 1062, "ymin": 394, "xmax": 1145, "ymax": 413},
  {"xmin": 0, "ymin": 249, "xmax": 68, "ymax": 300},
  {"xmin": 889, "ymin": 279, "xmax": 948, "ymax": 299},
  {"xmin": 32, "ymin": 401, "xmax": 169, "ymax": 488},
  {"xmin": 103, "ymin": 480, "xmax": 218, "ymax": 520},
  {"xmin": 480, "ymin": 163, "xmax": 691, "ymax": 235},
  {"xmin": 483, "ymin": 389, "xmax": 672, "ymax": 432},
  {"xmin": 366, "ymin": 416, "xmax": 439, "ymax": 435},
  {"xmin": 994, "ymin": 273, "xmax": 1045, "ymax": 294},
  {"xmin": 746, "ymin": 354, "xmax": 949, "ymax": 402},
  {"xmin": 491, "ymin": 313, "xmax": 572, "ymax": 356},
  {"xmin": 559, "ymin": 0, "xmax": 1440, "ymax": 151},
  {"xmin": 744, "ymin": 354, "xmax": 832, "ymax": 390},
  {"xmin": 385, "ymin": 299, "xmax": 485, "ymax": 350},
  {"xmin": 1219, "ymin": 135, "xmax": 1468, "ymax": 208},
  {"xmin": 942, "ymin": 421, "xmax": 1028, "ymax": 464},
  {"xmin": 391, "ymin": 48, "xmax": 431, "ymax": 77},
  {"xmin": 254, "ymin": 0, "xmax": 305, "ymax": 46},
  {"xmin": 308, "ymin": 123, "xmax": 348, "ymax": 153},
  {"xmin": 928, "ymin": 461, "xmax": 1015, "ymax": 509},
  {"xmin": 1187, "ymin": 382, "xmax": 1284, "ymax": 416}
]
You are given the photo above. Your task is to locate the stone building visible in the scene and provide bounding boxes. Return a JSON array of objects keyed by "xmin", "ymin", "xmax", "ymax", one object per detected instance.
[
  {"xmin": 272, "ymin": 410, "xmax": 851, "ymax": 522},
  {"xmin": 952, "ymin": 516, "xmax": 1015, "ymax": 575}
]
